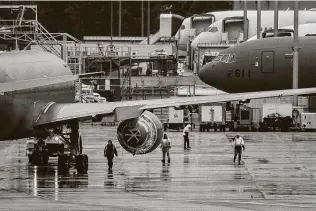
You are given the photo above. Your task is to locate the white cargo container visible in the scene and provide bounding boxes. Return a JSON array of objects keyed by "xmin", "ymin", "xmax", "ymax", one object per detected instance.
[
  {"xmin": 252, "ymin": 108, "xmax": 262, "ymax": 122},
  {"xmin": 168, "ymin": 107, "xmax": 184, "ymax": 123},
  {"xmin": 262, "ymin": 103, "xmax": 293, "ymax": 120},
  {"xmin": 300, "ymin": 113, "xmax": 316, "ymax": 129},
  {"xmin": 200, "ymin": 105, "xmax": 224, "ymax": 123}
]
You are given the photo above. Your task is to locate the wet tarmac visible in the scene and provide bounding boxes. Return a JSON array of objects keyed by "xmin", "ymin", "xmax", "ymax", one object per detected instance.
[{"xmin": 1, "ymin": 124, "xmax": 316, "ymax": 210}]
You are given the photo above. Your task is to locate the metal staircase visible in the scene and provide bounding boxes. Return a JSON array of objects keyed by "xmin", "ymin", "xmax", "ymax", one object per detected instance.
[
  {"xmin": 36, "ymin": 22, "xmax": 62, "ymax": 58},
  {"xmin": 120, "ymin": 68, "xmax": 132, "ymax": 99},
  {"xmin": 0, "ymin": 5, "xmax": 82, "ymax": 62}
]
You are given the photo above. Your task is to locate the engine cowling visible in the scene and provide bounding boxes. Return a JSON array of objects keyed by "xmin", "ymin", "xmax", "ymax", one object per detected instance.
[{"xmin": 117, "ymin": 110, "xmax": 163, "ymax": 154}]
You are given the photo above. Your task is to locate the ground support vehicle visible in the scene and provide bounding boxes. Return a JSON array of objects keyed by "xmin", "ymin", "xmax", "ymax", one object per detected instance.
[{"xmin": 26, "ymin": 122, "xmax": 88, "ymax": 174}]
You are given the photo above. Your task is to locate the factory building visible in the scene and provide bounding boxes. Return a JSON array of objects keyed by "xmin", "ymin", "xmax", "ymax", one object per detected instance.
[{"xmin": 1, "ymin": 4, "xmax": 316, "ymax": 132}]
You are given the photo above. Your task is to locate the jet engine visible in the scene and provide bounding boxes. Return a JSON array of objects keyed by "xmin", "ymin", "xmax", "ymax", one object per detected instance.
[{"xmin": 117, "ymin": 110, "xmax": 163, "ymax": 154}]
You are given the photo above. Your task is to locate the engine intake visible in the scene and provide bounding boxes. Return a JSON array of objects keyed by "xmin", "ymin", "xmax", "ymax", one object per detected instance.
[{"xmin": 117, "ymin": 111, "xmax": 163, "ymax": 154}]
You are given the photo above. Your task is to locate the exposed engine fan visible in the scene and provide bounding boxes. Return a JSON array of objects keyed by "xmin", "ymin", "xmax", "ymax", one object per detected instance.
[{"xmin": 117, "ymin": 110, "xmax": 163, "ymax": 154}]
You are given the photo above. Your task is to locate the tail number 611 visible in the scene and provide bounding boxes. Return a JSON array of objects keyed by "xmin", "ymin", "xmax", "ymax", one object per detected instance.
[{"xmin": 228, "ymin": 69, "xmax": 250, "ymax": 78}]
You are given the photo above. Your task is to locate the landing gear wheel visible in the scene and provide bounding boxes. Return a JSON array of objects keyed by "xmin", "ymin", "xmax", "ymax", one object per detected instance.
[
  {"xmin": 83, "ymin": 154, "xmax": 88, "ymax": 170},
  {"xmin": 76, "ymin": 154, "xmax": 88, "ymax": 174},
  {"xmin": 78, "ymin": 135, "xmax": 83, "ymax": 154},
  {"xmin": 58, "ymin": 154, "xmax": 69, "ymax": 173},
  {"xmin": 42, "ymin": 150, "xmax": 49, "ymax": 165},
  {"xmin": 31, "ymin": 150, "xmax": 41, "ymax": 166}
]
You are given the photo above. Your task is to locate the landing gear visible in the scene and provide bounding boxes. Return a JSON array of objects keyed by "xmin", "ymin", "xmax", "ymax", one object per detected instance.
[
  {"xmin": 55, "ymin": 119, "xmax": 89, "ymax": 174},
  {"xmin": 58, "ymin": 154, "xmax": 70, "ymax": 173},
  {"xmin": 76, "ymin": 154, "xmax": 88, "ymax": 174},
  {"xmin": 31, "ymin": 148, "xmax": 49, "ymax": 166},
  {"xmin": 57, "ymin": 154, "xmax": 89, "ymax": 175}
]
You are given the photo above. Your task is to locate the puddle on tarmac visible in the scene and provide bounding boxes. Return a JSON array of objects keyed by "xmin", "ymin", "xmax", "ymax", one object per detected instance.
[
  {"xmin": 233, "ymin": 173, "xmax": 248, "ymax": 180},
  {"xmin": 257, "ymin": 158, "xmax": 269, "ymax": 164}
]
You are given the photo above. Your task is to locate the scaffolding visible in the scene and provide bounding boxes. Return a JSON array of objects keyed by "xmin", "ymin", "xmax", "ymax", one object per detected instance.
[
  {"xmin": 0, "ymin": 5, "xmax": 80, "ymax": 62},
  {"xmin": 0, "ymin": 5, "xmax": 179, "ymax": 101}
]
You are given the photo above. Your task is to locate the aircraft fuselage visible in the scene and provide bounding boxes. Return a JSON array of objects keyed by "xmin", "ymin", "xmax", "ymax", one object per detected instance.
[
  {"xmin": 199, "ymin": 37, "xmax": 316, "ymax": 93},
  {"xmin": 0, "ymin": 50, "xmax": 75, "ymax": 140}
]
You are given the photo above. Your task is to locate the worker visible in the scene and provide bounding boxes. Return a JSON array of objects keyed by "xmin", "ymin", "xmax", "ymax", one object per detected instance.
[
  {"xmin": 183, "ymin": 124, "xmax": 191, "ymax": 150},
  {"xmin": 233, "ymin": 134, "xmax": 245, "ymax": 165},
  {"xmin": 160, "ymin": 134, "xmax": 171, "ymax": 163},
  {"xmin": 104, "ymin": 140, "xmax": 118, "ymax": 170}
]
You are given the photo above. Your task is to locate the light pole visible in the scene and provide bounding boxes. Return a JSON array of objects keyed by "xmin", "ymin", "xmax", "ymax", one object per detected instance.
[
  {"xmin": 141, "ymin": 0, "xmax": 144, "ymax": 36},
  {"xmin": 147, "ymin": 0, "xmax": 150, "ymax": 44},
  {"xmin": 293, "ymin": 0, "xmax": 299, "ymax": 106},
  {"xmin": 243, "ymin": 0, "xmax": 248, "ymax": 41},
  {"xmin": 110, "ymin": 0, "xmax": 113, "ymax": 45},
  {"xmin": 274, "ymin": 0, "xmax": 278, "ymax": 37},
  {"xmin": 118, "ymin": 0, "xmax": 121, "ymax": 37},
  {"xmin": 256, "ymin": 0, "xmax": 261, "ymax": 39}
]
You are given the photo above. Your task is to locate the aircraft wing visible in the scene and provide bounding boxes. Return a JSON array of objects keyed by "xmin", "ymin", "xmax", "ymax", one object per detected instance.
[
  {"xmin": 35, "ymin": 87, "xmax": 316, "ymax": 126},
  {"xmin": 0, "ymin": 75, "xmax": 78, "ymax": 93}
]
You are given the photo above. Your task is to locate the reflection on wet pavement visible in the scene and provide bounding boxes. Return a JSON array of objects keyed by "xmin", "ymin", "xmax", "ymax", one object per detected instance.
[
  {"xmin": 104, "ymin": 169, "xmax": 118, "ymax": 188},
  {"xmin": 0, "ymin": 125, "xmax": 316, "ymax": 210},
  {"xmin": 25, "ymin": 164, "xmax": 89, "ymax": 201},
  {"xmin": 160, "ymin": 163, "xmax": 171, "ymax": 182}
]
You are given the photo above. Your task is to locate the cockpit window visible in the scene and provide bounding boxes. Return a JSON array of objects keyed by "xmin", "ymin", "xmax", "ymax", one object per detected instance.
[
  {"xmin": 220, "ymin": 54, "xmax": 229, "ymax": 63},
  {"xmin": 213, "ymin": 54, "xmax": 236, "ymax": 63},
  {"xmin": 227, "ymin": 54, "xmax": 236, "ymax": 63},
  {"xmin": 213, "ymin": 54, "xmax": 223, "ymax": 61},
  {"xmin": 208, "ymin": 27, "xmax": 218, "ymax": 33}
]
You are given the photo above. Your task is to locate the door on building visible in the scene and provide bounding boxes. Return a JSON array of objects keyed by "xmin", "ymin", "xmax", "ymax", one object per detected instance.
[{"xmin": 261, "ymin": 51, "xmax": 274, "ymax": 73}]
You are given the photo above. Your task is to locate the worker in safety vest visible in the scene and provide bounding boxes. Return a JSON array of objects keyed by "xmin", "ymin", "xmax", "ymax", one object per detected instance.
[
  {"xmin": 160, "ymin": 134, "xmax": 171, "ymax": 163},
  {"xmin": 232, "ymin": 134, "xmax": 245, "ymax": 165},
  {"xmin": 183, "ymin": 124, "xmax": 191, "ymax": 150}
]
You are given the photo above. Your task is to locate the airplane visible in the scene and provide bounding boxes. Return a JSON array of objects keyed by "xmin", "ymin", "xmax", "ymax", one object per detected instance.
[
  {"xmin": 247, "ymin": 23, "xmax": 316, "ymax": 41},
  {"xmin": 190, "ymin": 10, "xmax": 316, "ymax": 50},
  {"xmin": 198, "ymin": 36, "xmax": 316, "ymax": 93},
  {"xmin": 176, "ymin": 10, "xmax": 238, "ymax": 51},
  {"xmin": 2, "ymin": 49, "xmax": 316, "ymax": 174}
]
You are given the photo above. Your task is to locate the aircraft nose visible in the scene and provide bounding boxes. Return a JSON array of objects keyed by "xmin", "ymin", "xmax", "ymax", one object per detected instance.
[
  {"xmin": 198, "ymin": 62, "xmax": 220, "ymax": 88},
  {"xmin": 198, "ymin": 63, "xmax": 212, "ymax": 84}
]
